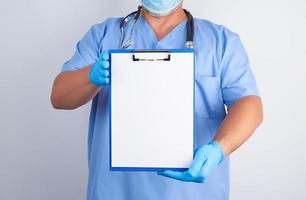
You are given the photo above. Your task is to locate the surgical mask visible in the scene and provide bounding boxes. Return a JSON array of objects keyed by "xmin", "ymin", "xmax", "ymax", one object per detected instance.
[{"xmin": 141, "ymin": 0, "xmax": 183, "ymax": 16}]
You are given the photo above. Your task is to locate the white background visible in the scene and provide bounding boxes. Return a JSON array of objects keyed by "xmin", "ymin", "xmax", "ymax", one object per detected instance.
[{"xmin": 0, "ymin": 0, "xmax": 306, "ymax": 199}]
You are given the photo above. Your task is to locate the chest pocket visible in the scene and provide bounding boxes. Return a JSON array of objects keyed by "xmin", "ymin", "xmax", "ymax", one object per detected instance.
[{"xmin": 194, "ymin": 75, "xmax": 225, "ymax": 119}]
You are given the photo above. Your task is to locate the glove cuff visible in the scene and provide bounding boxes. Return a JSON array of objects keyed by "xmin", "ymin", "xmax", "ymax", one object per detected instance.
[{"xmin": 209, "ymin": 141, "xmax": 224, "ymax": 164}]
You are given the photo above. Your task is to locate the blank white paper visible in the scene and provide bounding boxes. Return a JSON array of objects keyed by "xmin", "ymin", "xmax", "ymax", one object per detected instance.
[{"xmin": 110, "ymin": 51, "xmax": 194, "ymax": 169}]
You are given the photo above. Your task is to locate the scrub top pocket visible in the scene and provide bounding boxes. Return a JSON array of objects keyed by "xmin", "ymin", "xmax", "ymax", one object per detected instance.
[{"xmin": 194, "ymin": 75, "xmax": 225, "ymax": 119}]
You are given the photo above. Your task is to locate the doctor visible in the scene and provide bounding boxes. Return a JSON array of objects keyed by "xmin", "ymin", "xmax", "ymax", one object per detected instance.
[{"xmin": 51, "ymin": 0, "xmax": 263, "ymax": 199}]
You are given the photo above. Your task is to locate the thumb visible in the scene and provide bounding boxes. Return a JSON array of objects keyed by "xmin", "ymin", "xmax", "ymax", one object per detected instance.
[
  {"xmin": 198, "ymin": 142, "xmax": 224, "ymax": 179},
  {"xmin": 198, "ymin": 156, "xmax": 218, "ymax": 179}
]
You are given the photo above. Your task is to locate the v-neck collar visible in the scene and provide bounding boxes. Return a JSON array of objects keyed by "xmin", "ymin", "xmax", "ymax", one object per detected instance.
[{"xmin": 138, "ymin": 15, "xmax": 188, "ymax": 45}]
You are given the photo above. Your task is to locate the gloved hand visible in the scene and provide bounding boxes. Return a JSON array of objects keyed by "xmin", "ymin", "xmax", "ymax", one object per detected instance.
[
  {"xmin": 158, "ymin": 141, "xmax": 224, "ymax": 183},
  {"xmin": 89, "ymin": 51, "xmax": 110, "ymax": 86}
]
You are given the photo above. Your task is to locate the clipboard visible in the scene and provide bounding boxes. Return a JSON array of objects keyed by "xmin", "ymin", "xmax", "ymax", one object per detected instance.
[{"xmin": 109, "ymin": 49, "xmax": 194, "ymax": 171}]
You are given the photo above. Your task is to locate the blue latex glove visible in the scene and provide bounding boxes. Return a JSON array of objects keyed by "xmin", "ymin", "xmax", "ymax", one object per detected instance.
[
  {"xmin": 89, "ymin": 51, "xmax": 110, "ymax": 86},
  {"xmin": 158, "ymin": 141, "xmax": 224, "ymax": 183}
]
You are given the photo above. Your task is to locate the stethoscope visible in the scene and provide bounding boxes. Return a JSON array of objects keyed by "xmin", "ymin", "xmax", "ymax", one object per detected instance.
[{"xmin": 120, "ymin": 6, "xmax": 194, "ymax": 49}]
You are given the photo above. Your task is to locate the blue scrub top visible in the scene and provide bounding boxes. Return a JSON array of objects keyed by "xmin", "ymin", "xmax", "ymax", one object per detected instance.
[{"xmin": 62, "ymin": 15, "xmax": 259, "ymax": 200}]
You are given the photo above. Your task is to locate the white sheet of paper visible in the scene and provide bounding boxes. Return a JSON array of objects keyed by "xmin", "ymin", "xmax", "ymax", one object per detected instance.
[{"xmin": 110, "ymin": 51, "xmax": 194, "ymax": 170}]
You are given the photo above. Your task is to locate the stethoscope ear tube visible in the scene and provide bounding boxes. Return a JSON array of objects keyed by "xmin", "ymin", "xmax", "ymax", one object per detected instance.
[
  {"xmin": 120, "ymin": 6, "xmax": 142, "ymax": 30},
  {"xmin": 134, "ymin": 6, "xmax": 142, "ymax": 21}
]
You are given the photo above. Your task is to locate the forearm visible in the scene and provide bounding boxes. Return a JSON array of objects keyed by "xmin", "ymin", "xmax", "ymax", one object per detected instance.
[
  {"xmin": 51, "ymin": 65, "xmax": 100, "ymax": 110},
  {"xmin": 214, "ymin": 96, "xmax": 263, "ymax": 156}
]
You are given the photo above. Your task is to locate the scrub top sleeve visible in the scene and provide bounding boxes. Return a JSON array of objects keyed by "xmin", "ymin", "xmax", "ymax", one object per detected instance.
[
  {"xmin": 220, "ymin": 29, "xmax": 260, "ymax": 108},
  {"xmin": 61, "ymin": 24, "xmax": 105, "ymax": 72}
]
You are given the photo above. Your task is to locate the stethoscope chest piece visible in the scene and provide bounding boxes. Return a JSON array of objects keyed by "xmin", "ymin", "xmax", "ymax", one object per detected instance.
[{"xmin": 185, "ymin": 41, "xmax": 194, "ymax": 49}]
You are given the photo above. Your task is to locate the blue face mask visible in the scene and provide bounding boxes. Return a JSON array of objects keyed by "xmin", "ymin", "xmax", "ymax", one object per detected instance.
[{"xmin": 141, "ymin": 0, "xmax": 182, "ymax": 16}]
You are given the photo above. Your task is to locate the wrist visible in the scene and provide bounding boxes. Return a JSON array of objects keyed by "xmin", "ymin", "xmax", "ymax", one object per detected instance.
[{"xmin": 209, "ymin": 141, "xmax": 225, "ymax": 164}]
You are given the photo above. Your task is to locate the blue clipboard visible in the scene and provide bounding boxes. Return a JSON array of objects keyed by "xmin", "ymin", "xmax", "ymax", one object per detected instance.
[{"xmin": 109, "ymin": 49, "xmax": 195, "ymax": 171}]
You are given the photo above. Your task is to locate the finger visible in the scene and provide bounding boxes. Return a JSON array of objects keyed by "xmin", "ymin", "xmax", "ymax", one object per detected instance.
[
  {"xmin": 159, "ymin": 170, "xmax": 189, "ymax": 181},
  {"xmin": 193, "ymin": 176, "xmax": 206, "ymax": 183},
  {"xmin": 100, "ymin": 51, "xmax": 109, "ymax": 61},
  {"xmin": 101, "ymin": 69, "xmax": 109, "ymax": 77},
  {"xmin": 188, "ymin": 151, "xmax": 207, "ymax": 178},
  {"xmin": 99, "ymin": 77, "xmax": 109, "ymax": 85},
  {"xmin": 198, "ymin": 158, "xmax": 217, "ymax": 180},
  {"xmin": 102, "ymin": 60, "xmax": 110, "ymax": 69},
  {"xmin": 103, "ymin": 77, "xmax": 110, "ymax": 85},
  {"xmin": 96, "ymin": 60, "xmax": 109, "ymax": 70}
]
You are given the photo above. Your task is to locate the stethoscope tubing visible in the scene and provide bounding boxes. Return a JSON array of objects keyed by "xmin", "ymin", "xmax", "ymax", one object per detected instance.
[{"xmin": 120, "ymin": 6, "xmax": 194, "ymax": 49}]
